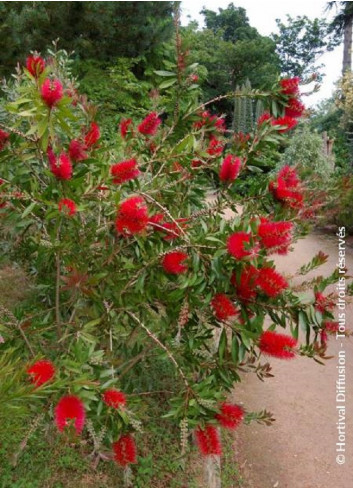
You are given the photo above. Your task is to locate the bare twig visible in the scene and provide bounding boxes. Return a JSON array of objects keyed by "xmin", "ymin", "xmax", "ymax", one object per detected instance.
[{"xmin": 126, "ymin": 311, "xmax": 190, "ymax": 389}]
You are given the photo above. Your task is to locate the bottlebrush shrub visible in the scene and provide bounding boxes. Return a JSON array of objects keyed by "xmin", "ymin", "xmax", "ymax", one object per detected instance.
[{"xmin": 0, "ymin": 49, "xmax": 348, "ymax": 472}]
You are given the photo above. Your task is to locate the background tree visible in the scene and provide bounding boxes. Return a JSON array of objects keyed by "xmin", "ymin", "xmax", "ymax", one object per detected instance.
[
  {"xmin": 183, "ymin": 4, "xmax": 280, "ymax": 121},
  {"xmin": 272, "ymin": 15, "xmax": 339, "ymax": 80},
  {"xmin": 327, "ymin": 1, "xmax": 353, "ymax": 73}
]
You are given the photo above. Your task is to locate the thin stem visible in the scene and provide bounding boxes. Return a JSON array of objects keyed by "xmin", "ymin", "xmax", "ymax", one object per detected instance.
[
  {"xmin": 126, "ymin": 311, "xmax": 190, "ymax": 389},
  {"xmin": 16, "ymin": 321, "xmax": 35, "ymax": 358}
]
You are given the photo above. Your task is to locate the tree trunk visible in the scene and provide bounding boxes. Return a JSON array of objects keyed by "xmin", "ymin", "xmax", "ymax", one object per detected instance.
[{"xmin": 342, "ymin": 16, "xmax": 353, "ymax": 73}]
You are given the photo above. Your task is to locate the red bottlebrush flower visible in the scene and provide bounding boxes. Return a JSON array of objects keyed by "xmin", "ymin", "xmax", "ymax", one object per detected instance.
[
  {"xmin": 278, "ymin": 165, "xmax": 300, "ymax": 188},
  {"xmin": 68, "ymin": 140, "xmax": 88, "ymax": 162},
  {"xmin": 214, "ymin": 117, "xmax": 226, "ymax": 133},
  {"xmin": 195, "ymin": 425, "xmax": 222, "ymax": 456},
  {"xmin": 190, "ymin": 73, "xmax": 199, "ymax": 83},
  {"xmin": 258, "ymin": 218, "xmax": 293, "ymax": 255},
  {"xmin": 215, "ymin": 403, "xmax": 244, "ymax": 430},
  {"xmin": 138, "ymin": 112, "xmax": 161, "ymax": 136},
  {"xmin": 40, "ymin": 78, "xmax": 63, "ymax": 108},
  {"xmin": 271, "ymin": 116, "xmax": 298, "ymax": 133},
  {"xmin": 148, "ymin": 213, "xmax": 165, "ymax": 226},
  {"xmin": 48, "ymin": 149, "xmax": 73, "ymax": 180},
  {"xmin": 207, "ymin": 137, "xmax": 224, "ymax": 156},
  {"xmin": 320, "ymin": 330, "xmax": 328, "ymax": 346},
  {"xmin": 211, "ymin": 293, "xmax": 238, "ymax": 321},
  {"xmin": 0, "ymin": 129, "xmax": 10, "ymax": 151},
  {"xmin": 227, "ymin": 232, "xmax": 256, "ymax": 260},
  {"xmin": 280, "ymin": 77, "xmax": 300, "ymax": 95},
  {"xmin": 55, "ymin": 395, "xmax": 86, "ymax": 435},
  {"xmin": 115, "ymin": 196, "xmax": 148, "ymax": 235},
  {"xmin": 156, "ymin": 218, "xmax": 188, "ymax": 241},
  {"xmin": 323, "ymin": 321, "xmax": 339, "ymax": 334},
  {"xmin": 191, "ymin": 159, "xmax": 203, "ymax": 168},
  {"xmin": 219, "ymin": 155, "xmax": 242, "ymax": 182},
  {"xmin": 102, "ymin": 389, "xmax": 126, "ymax": 409},
  {"xmin": 285, "ymin": 98, "xmax": 305, "ymax": 118},
  {"xmin": 269, "ymin": 166, "xmax": 303, "ymax": 209},
  {"xmin": 26, "ymin": 55, "xmax": 45, "ymax": 78},
  {"xmin": 259, "ymin": 330, "xmax": 297, "ymax": 359},
  {"xmin": 314, "ymin": 292, "xmax": 335, "ymax": 314},
  {"xmin": 27, "ymin": 359, "xmax": 55, "ymax": 387},
  {"xmin": 113, "ymin": 434, "xmax": 137, "ymax": 467},
  {"xmin": 255, "ymin": 267, "xmax": 288, "ymax": 297},
  {"xmin": 162, "ymin": 251, "xmax": 188, "ymax": 274},
  {"xmin": 110, "ymin": 159, "xmax": 140, "ymax": 184},
  {"xmin": 84, "ymin": 122, "xmax": 100, "ymax": 147},
  {"xmin": 231, "ymin": 265, "xmax": 259, "ymax": 302},
  {"xmin": 257, "ymin": 111, "xmax": 272, "ymax": 126},
  {"xmin": 58, "ymin": 198, "xmax": 76, "ymax": 216},
  {"xmin": 120, "ymin": 118, "xmax": 133, "ymax": 139}
]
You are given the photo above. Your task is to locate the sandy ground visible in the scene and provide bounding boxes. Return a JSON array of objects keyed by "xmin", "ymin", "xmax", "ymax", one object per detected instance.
[{"xmin": 231, "ymin": 232, "xmax": 353, "ymax": 488}]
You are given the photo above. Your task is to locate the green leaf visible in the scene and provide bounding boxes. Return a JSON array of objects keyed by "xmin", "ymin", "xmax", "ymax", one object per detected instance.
[
  {"xmin": 21, "ymin": 202, "xmax": 36, "ymax": 218},
  {"xmin": 159, "ymin": 78, "xmax": 177, "ymax": 89},
  {"xmin": 231, "ymin": 335, "xmax": 239, "ymax": 363},
  {"xmin": 218, "ymin": 328, "xmax": 227, "ymax": 364},
  {"xmin": 154, "ymin": 70, "xmax": 176, "ymax": 77}
]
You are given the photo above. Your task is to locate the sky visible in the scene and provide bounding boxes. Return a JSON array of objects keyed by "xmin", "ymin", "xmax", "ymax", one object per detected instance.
[{"xmin": 180, "ymin": 0, "xmax": 344, "ymax": 107}]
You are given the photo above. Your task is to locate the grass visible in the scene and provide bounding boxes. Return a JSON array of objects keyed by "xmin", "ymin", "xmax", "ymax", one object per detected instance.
[{"xmin": 0, "ymin": 264, "xmax": 245, "ymax": 488}]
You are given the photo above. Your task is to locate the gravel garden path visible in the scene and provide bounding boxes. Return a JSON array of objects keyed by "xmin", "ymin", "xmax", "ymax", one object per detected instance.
[{"xmin": 232, "ymin": 232, "xmax": 353, "ymax": 488}]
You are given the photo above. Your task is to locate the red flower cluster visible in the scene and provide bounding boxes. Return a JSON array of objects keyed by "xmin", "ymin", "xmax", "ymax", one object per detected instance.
[
  {"xmin": 47, "ymin": 148, "xmax": 73, "ymax": 180},
  {"xmin": 69, "ymin": 139, "xmax": 88, "ymax": 162},
  {"xmin": 27, "ymin": 359, "xmax": 55, "ymax": 387},
  {"xmin": 138, "ymin": 112, "xmax": 161, "ymax": 136},
  {"xmin": 211, "ymin": 293, "xmax": 238, "ymax": 321},
  {"xmin": 193, "ymin": 111, "xmax": 226, "ymax": 134},
  {"xmin": 314, "ymin": 292, "xmax": 335, "ymax": 314},
  {"xmin": 102, "ymin": 389, "xmax": 126, "ymax": 409},
  {"xmin": 219, "ymin": 155, "xmax": 242, "ymax": 182},
  {"xmin": 155, "ymin": 218, "xmax": 188, "ymax": 241},
  {"xmin": 58, "ymin": 198, "xmax": 76, "ymax": 216},
  {"xmin": 115, "ymin": 196, "xmax": 148, "ymax": 235},
  {"xmin": 269, "ymin": 165, "xmax": 303, "ymax": 209},
  {"xmin": 26, "ymin": 55, "xmax": 45, "ymax": 78},
  {"xmin": 0, "ymin": 129, "xmax": 10, "ymax": 151},
  {"xmin": 120, "ymin": 118, "xmax": 133, "ymax": 139},
  {"xmin": 191, "ymin": 159, "xmax": 203, "ymax": 168},
  {"xmin": 41, "ymin": 78, "xmax": 63, "ymax": 107},
  {"xmin": 195, "ymin": 425, "xmax": 222, "ymax": 456},
  {"xmin": 323, "ymin": 321, "xmax": 339, "ymax": 334},
  {"xmin": 257, "ymin": 112, "xmax": 272, "ymax": 126},
  {"xmin": 207, "ymin": 137, "xmax": 224, "ymax": 156},
  {"xmin": 280, "ymin": 77, "xmax": 300, "ymax": 95},
  {"xmin": 258, "ymin": 218, "xmax": 293, "ymax": 255},
  {"xmin": 55, "ymin": 395, "xmax": 86, "ymax": 435},
  {"xmin": 227, "ymin": 232, "xmax": 257, "ymax": 260},
  {"xmin": 272, "ymin": 77, "xmax": 304, "ymax": 131},
  {"xmin": 84, "ymin": 122, "xmax": 100, "ymax": 147},
  {"xmin": 113, "ymin": 434, "xmax": 137, "ymax": 466},
  {"xmin": 233, "ymin": 131, "xmax": 251, "ymax": 147},
  {"xmin": 259, "ymin": 330, "xmax": 297, "ymax": 359},
  {"xmin": 110, "ymin": 159, "xmax": 140, "ymax": 184},
  {"xmin": 285, "ymin": 98, "xmax": 305, "ymax": 118},
  {"xmin": 215, "ymin": 403, "xmax": 244, "ymax": 430},
  {"xmin": 255, "ymin": 267, "xmax": 288, "ymax": 297},
  {"xmin": 162, "ymin": 251, "xmax": 188, "ymax": 274},
  {"xmin": 231, "ymin": 265, "xmax": 258, "ymax": 302},
  {"xmin": 271, "ymin": 115, "xmax": 298, "ymax": 133}
]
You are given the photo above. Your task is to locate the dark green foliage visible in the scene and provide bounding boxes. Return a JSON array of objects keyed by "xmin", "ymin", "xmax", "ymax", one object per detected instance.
[
  {"xmin": 182, "ymin": 4, "xmax": 280, "ymax": 121},
  {"xmin": 0, "ymin": 1, "xmax": 175, "ymax": 77}
]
